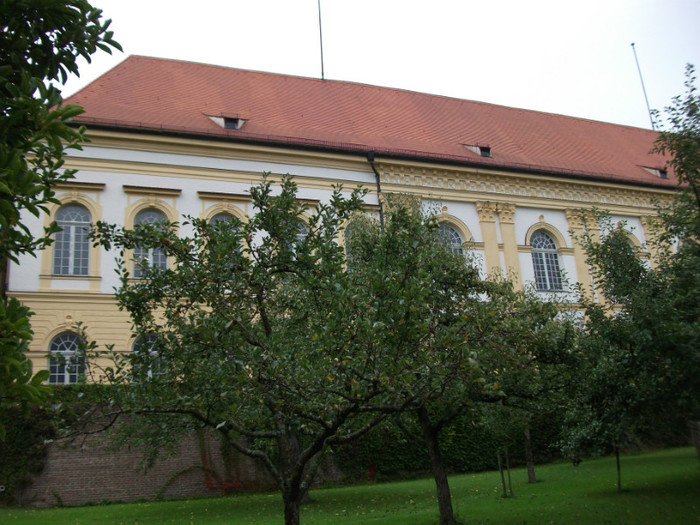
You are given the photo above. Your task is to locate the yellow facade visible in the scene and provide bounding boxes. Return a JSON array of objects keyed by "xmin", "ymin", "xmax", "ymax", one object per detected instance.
[{"xmin": 10, "ymin": 129, "xmax": 675, "ymax": 379}]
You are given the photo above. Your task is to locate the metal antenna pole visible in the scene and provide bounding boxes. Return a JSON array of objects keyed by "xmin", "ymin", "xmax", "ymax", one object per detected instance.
[
  {"xmin": 631, "ymin": 43, "xmax": 655, "ymax": 130},
  {"xmin": 318, "ymin": 0, "xmax": 325, "ymax": 80}
]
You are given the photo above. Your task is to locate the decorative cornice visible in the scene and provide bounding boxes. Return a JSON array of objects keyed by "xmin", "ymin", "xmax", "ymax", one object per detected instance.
[
  {"xmin": 376, "ymin": 162, "xmax": 674, "ymax": 212},
  {"xmin": 56, "ymin": 181, "xmax": 106, "ymax": 192},
  {"xmin": 123, "ymin": 185, "xmax": 182, "ymax": 197},
  {"xmin": 197, "ymin": 191, "xmax": 249, "ymax": 201},
  {"xmin": 82, "ymin": 129, "xmax": 372, "ymax": 174}
]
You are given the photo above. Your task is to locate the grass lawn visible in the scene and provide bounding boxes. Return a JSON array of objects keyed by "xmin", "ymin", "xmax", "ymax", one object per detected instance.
[{"xmin": 2, "ymin": 447, "xmax": 698, "ymax": 524}]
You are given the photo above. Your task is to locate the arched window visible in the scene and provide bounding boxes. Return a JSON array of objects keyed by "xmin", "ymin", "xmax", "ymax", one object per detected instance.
[
  {"xmin": 210, "ymin": 212, "xmax": 241, "ymax": 241},
  {"xmin": 438, "ymin": 223, "xmax": 464, "ymax": 256},
  {"xmin": 531, "ymin": 230, "xmax": 563, "ymax": 291},
  {"xmin": 132, "ymin": 334, "xmax": 166, "ymax": 379},
  {"xmin": 210, "ymin": 212, "xmax": 235, "ymax": 229},
  {"xmin": 133, "ymin": 208, "xmax": 168, "ymax": 277},
  {"xmin": 48, "ymin": 332, "xmax": 85, "ymax": 384},
  {"xmin": 53, "ymin": 204, "xmax": 91, "ymax": 276}
]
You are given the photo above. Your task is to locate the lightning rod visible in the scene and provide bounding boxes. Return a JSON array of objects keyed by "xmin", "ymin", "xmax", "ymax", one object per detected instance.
[{"xmin": 631, "ymin": 43, "xmax": 655, "ymax": 130}]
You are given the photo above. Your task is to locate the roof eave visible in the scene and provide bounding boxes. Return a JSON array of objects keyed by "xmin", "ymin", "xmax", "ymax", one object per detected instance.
[{"xmin": 73, "ymin": 121, "xmax": 679, "ymax": 193}]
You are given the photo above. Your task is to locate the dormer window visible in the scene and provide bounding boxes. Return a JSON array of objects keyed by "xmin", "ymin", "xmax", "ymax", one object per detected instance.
[
  {"xmin": 207, "ymin": 115, "xmax": 246, "ymax": 130},
  {"xmin": 642, "ymin": 166, "xmax": 668, "ymax": 179},
  {"xmin": 464, "ymin": 144, "xmax": 492, "ymax": 158}
]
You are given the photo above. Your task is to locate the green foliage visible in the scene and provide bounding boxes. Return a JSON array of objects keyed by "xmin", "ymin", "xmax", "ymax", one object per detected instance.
[
  {"xmin": 0, "ymin": 0, "xmax": 121, "ymax": 439},
  {"xmin": 0, "ymin": 405, "xmax": 56, "ymax": 505},
  {"xmin": 0, "ymin": 0, "xmax": 121, "ymax": 266},
  {"xmin": 564, "ymin": 65, "xmax": 700, "ymax": 464},
  {"xmin": 333, "ymin": 418, "xmax": 431, "ymax": 480},
  {"xmin": 89, "ymin": 183, "xmax": 579, "ymax": 524},
  {"xmin": 653, "ymin": 64, "xmax": 700, "ymax": 217},
  {"xmin": 344, "ymin": 196, "xmax": 490, "ymax": 404},
  {"xmin": 345, "ymin": 197, "xmax": 575, "ymax": 525},
  {"xmin": 334, "ymin": 408, "xmax": 565, "ymax": 483},
  {"xmin": 92, "ymin": 175, "xmax": 412, "ymax": 523},
  {"xmin": 334, "ymin": 414, "xmax": 503, "ymax": 481},
  {"xmin": 0, "ymin": 298, "xmax": 50, "ymax": 440}
]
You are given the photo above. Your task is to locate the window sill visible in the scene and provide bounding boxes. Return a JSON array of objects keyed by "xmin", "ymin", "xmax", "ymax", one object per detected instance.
[
  {"xmin": 39, "ymin": 274, "xmax": 102, "ymax": 292},
  {"xmin": 41, "ymin": 274, "xmax": 101, "ymax": 281}
]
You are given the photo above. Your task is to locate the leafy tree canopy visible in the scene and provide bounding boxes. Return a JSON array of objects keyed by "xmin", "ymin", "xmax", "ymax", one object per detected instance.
[
  {"xmin": 0, "ymin": 0, "xmax": 120, "ymax": 438},
  {"xmin": 91, "ymin": 177, "xmax": 458, "ymax": 525},
  {"xmin": 562, "ymin": 65, "xmax": 700, "ymax": 485}
]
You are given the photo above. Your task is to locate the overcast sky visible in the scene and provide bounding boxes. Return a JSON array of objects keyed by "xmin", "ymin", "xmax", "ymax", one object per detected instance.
[{"xmin": 63, "ymin": 0, "xmax": 700, "ymax": 130}]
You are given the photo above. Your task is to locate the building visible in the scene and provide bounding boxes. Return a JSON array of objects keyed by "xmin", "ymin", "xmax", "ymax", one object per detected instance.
[{"xmin": 10, "ymin": 55, "xmax": 676, "ymax": 385}]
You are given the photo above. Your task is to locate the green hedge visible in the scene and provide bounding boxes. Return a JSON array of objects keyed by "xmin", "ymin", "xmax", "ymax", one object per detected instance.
[{"xmin": 332, "ymin": 411, "xmax": 564, "ymax": 482}]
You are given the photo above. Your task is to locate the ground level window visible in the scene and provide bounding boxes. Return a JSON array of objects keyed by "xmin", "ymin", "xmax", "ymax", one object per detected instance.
[{"xmin": 48, "ymin": 332, "xmax": 85, "ymax": 384}]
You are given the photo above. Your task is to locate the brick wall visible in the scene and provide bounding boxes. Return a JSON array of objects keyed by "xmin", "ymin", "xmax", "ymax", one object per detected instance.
[{"xmin": 17, "ymin": 430, "xmax": 277, "ymax": 507}]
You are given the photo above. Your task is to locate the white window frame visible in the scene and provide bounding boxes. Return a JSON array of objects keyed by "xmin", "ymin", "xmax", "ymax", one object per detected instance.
[
  {"xmin": 133, "ymin": 208, "xmax": 169, "ymax": 278},
  {"xmin": 48, "ymin": 332, "xmax": 85, "ymax": 385},
  {"xmin": 530, "ymin": 230, "xmax": 563, "ymax": 291},
  {"xmin": 53, "ymin": 204, "xmax": 91, "ymax": 276}
]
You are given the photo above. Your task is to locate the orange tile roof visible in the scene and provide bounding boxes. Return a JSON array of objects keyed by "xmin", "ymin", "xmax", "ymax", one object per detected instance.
[{"xmin": 66, "ymin": 55, "xmax": 676, "ymax": 189}]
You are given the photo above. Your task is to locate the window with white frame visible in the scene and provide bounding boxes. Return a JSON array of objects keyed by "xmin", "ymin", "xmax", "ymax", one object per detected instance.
[
  {"xmin": 48, "ymin": 332, "xmax": 85, "ymax": 384},
  {"xmin": 438, "ymin": 223, "xmax": 464, "ymax": 256},
  {"xmin": 53, "ymin": 204, "xmax": 91, "ymax": 276},
  {"xmin": 531, "ymin": 230, "xmax": 563, "ymax": 291},
  {"xmin": 133, "ymin": 208, "xmax": 168, "ymax": 277}
]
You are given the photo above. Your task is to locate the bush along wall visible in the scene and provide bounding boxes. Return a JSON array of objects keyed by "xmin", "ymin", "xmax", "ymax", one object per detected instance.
[
  {"xmin": 0, "ymin": 405, "xmax": 55, "ymax": 505},
  {"xmin": 1, "ymin": 384, "xmax": 127, "ymax": 506},
  {"xmin": 333, "ymin": 410, "xmax": 566, "ymax": 483},
  {"xmin": 333, "ymin": 418, "xmax": 430, "ymax": 482}
]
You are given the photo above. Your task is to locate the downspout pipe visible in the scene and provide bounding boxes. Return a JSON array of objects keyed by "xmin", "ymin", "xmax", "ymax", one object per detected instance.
[{"xmin": 367, "ymin": 151, "xmax": 384, "ymax": 227}]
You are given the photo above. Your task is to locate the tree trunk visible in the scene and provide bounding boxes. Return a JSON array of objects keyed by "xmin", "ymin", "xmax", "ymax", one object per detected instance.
[
  {"xmin": 497, "ymin": 450, "xmax": 507, "ymax": 498},
  {"xmin": 282, "ymin": 492, "xmax": 301, "ymax": 525},
  {"xmin": 615, "ymin": 446, "xmax": 622, "ymax": 493},
  {"xmin": 417, "ymin": 405, "xmax": 456, "ymax": 525},
  {"xmin": 505, "ymin": 446, "xmax": 514, "ymax": 497},
  {"xmin": 690, "ymin": 421, "xmax": 700, "ymax": 466},
  {"xmin": 524, "ymin": 426, "xmax": 537, "ymax": 483},
  {"xmin": 279, "ymin": 422, "xmax": 304, "ymax": 525}
]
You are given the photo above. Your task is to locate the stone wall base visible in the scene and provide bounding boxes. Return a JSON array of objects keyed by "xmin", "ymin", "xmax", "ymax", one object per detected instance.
[{"xmin": 17, "ymin": 430, "xmax": 280, "ymax": 507}]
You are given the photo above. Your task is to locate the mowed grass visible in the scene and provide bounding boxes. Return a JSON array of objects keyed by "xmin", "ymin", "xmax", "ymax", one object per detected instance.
[{"xmin": 2, "ymin": 447, "xmax": 698, "ymax": 524}]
